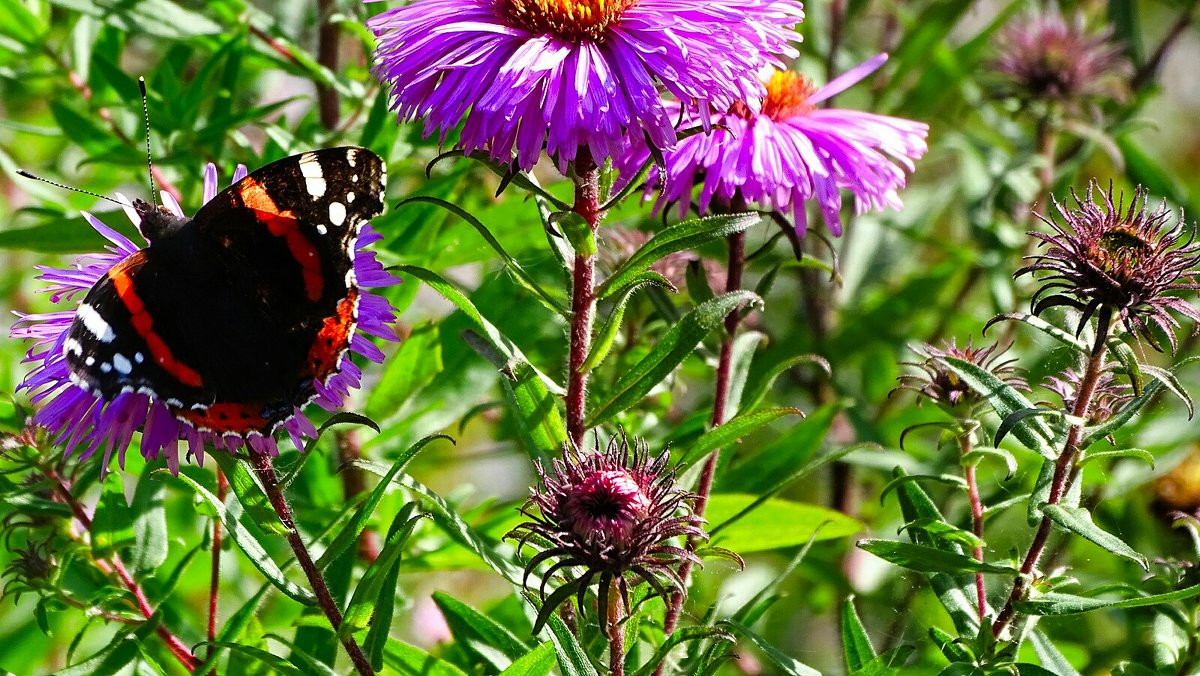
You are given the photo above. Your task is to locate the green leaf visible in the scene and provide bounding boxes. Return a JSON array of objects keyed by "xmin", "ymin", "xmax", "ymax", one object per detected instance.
[
  {"xmin": 717, "ymin": 402, "xmax": 841, "ymax": 490},
  {"xmin": 960, "ymin": 446, "xmax": 1018, "ymax": 480},
  {"xmin": 706, "ymin": 494, "xmax": 861, "ymax": 553},
  {"xmin": 499, "ymin": 642, "xmax": 557, "ymax": 676},
  {"xmin": 367, "ymin": 322, "xmax": 444, "ymax": 419},
  {"xmin": 880, "ymin": 473, "xmax": 966, "ymax": 505},
  {"xmin": 399, "ymin": 196, "xmax": 566, "ymax": 314},
  {"xmin": 942, "ymin": 356, "xmax": 1056, "ymax": 457},
  {"xmin": 723, "ymin": 620, "xmax": 821, "ymax": 676},
  {"xmin": 676, "ymin": 407, "xmax": 806, "ymax": 469},
  {"xmin": 543, "ymin": 610, "xmax": 599, "ymax": 676},
  {"xmin": 129, "ymin": 474, "xmax": 168, "ymax": 572},
  {"xmin": 201, "ymin": 643, "xmax": 304, "ymax": 675},
  {"xmin": 211, "ymin": 451, "xmax": 288, "ymax": 535},
  {"xmin": 340, "ymin": 505, "xmax": 423, "ymax": 637},
  {"xmin": 397, "ymin": 265, "xmax": 564, "ymax": 395},
  {"xmin": 171, "ymin": 471, "xmax": 315, "ymax": 605},
  {"xmin": 582, "ymin": 275, "xmax": 672, "ymax": 373},
  {"xmin": 317, "ymin": 434, "xmax": 450, "ymax": 569},
  {"xmin": 900, "ymin": 518, "xmax": 985, "ymax": 550},
  {"xmin": 721, "ymin": 330, "xmax": 766, "ymax": 420},
  {"xmin": 985, "ymin": 313, "xmax": 1088, "ymax": 353},
  {"xmin": 597, "ymin": 213, "xmax": 761, "ymax": 298},
  {"xmin": 0, "ymin": 0, "xmax": 47, "ymax": 46},
  {"xmin": 433, "ymin": 592, "xmax": 530, "ymax": 670},
  {"xmin": 1029, "ymin": 628, "xmax": 1081, "ymax": 676},
  {"xmin": 631, "ymin": 626, "xmax": 735, "ymax": 676},
  {"xmin": 857, "ymin": 539, "xmax": 1017, "ymax": 575},
  {"xmin": 739, "ymin": 353, "xmax": 829, "ymax": 415},
  {"xmin": 1042, "ymin": 504, "xmax": 1149, "ymax": 571},
  {"xmin": 1015, "ymin": 583, "xmax": 1200, "ymax": 616},
  {"xmin": 192, "ymin": 585, "xmax": 271, "ymax": 673},
  {"xmin": 49, "ymin": 0, "xmax": 223, "ymax": 37},
  {"xmin": 500, "ymin": 362, "xmax": 568, "ymax": 464},
  {"xmin": 53, "ymin": 630, "xmax": 145, "ymax": 675},
  {"xmin": 588, "ymin": 291, "xmax": 763, "ymax": 425},
  {"xmin": 382, "ymin": 640, "xmax": 469, "ymax": 676},
  {"xmin": 1078, "ymin": 448, "xmax": 1154, "ymax": 469},
  {"xmin": 1139, "ymin": 364, "xmax": 1194, "ymax": 418},
  {"xmin": 1028, "ymin": 457, "xmax": 1081, "ymax": 525},
  {"xmin": 841, "ymin": 597, "xmax": 876, "ymax": 672},
  {"xmin": 91, "ymin": 475, "xmax": 136, "ymax": 557}
]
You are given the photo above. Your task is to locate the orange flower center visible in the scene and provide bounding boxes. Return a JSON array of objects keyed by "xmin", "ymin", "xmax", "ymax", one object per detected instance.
[
  {"xmin": 730, "ymin": 70, "xmax": 818, "ymax": 121},
  {"xmin": 1090, "ymin": 227, "xmax": 1156, "ymax": 282},
  {"xmin": 496, "ymin": 0, "xmax": 637, "ymax": 41}
]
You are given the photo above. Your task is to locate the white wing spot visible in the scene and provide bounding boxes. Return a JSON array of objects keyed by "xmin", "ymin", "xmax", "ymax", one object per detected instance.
[
  {"xmin": 64, "ymin": 338, "xmax": 83, "ymax": 357},
  {"xmin": 346, "ymin": 192, "xmax": 355, "ymax": 203},
  {"xmin": 85, "ymin": 356, "xmax": 95, "ymax": 366},
  {"xmin": 300, "ymin": 153, "xmax": 326, "ymax": 199},
  {"xmin": 113, "ymin": 353, "xmax": 133, "ymax": 375},
  {"xmin": 134, "ymin": 352, "xmax": 144, "ymax": 364},
  {"xmin": 100, "ymin": 362, "xmax": 112, "ymax": 373},
  {"xmin": 77, "ymin": 304, "xmax": 115, "ymax": 343},
  {"xmin": 329, "ymin": 202, "xmax": 347, "ymax": 227},
  {"xmin": 316, "ymin": 224, "xmax": 328, "ymax": 235},
  {"xmin": 351, "ymin": 174, "xmax": 359, "ymax": 183},
  {"xmin": 344, "ymin": 269, "xmax": 357, "ymax": 287},
  {"xmin": 347, "ymin": 149, "xmax": 358, "ymax": 167},
  {"xmin": 305, "ymin": 177, "xmax": 327, "ymax": 199}
]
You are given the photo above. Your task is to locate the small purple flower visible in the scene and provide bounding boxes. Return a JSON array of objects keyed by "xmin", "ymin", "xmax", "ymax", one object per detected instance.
[
  {"xmin": 896, "ymin": 339, "xmax": 1028, "ymax": 418},
  {"xmin": 367, "ymin": 0, "xmax": 803, "ymax": 172},
  {"xmin": 10, "ymin": 164, "xmax": 400, "ymax": 473},
  {"xmin": 619, "ymin": 55, "xmax": 928, "ymax": 236},
  {"xmin": 507, "ymin": 432, "xmax": 727, "ymax": 632}
]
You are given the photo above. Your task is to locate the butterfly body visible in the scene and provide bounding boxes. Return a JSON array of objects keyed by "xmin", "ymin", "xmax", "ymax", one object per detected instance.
[{"xmin": 62, "ymin": 146, "xmax": 386, "ymax": 435}]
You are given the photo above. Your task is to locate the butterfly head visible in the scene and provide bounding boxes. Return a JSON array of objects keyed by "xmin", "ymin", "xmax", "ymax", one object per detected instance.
[{"xmin": 133, "ymin": 199, "xmax": 189, "ymax": 242}]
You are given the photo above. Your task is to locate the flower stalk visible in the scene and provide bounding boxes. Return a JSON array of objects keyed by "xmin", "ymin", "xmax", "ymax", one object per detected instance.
[
  {"xmin": 247, "ymin": 451, "xmax": 374, "ymax": 675},
  {"xmin": 991, "ymin": 306, "xmax": 1113, "ymax": 637},
  {"xmin": 566, "ymin": 150, "xmax": 601, "ymax": 448},
  {"xmin": 208, "ymin": 469, "xmax": 228, "ymax": 668},
  {"xmin": 661, "ymin": 223, "xmax": 747, "ymax": 644},
  {"xmin": 956, "ymin": 427, "xmax": 987, "ymax": 622},
  {"xmin": 607, "ymin": 577, "xmax": 626, "ymax": 676}
]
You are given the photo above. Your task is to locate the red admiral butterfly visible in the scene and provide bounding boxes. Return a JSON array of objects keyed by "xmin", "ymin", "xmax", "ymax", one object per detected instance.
[{"xmin": 62, "ymin": 147, "xmax": 387, "ymax": 436}]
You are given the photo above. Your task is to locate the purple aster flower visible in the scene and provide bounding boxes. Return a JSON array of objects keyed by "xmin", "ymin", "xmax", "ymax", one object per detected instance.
[
  {"xmin": 367, "ymin": 0, "xmax": 803, "ymax": 172},
  {"xmin": 618, "ymin": 54, "xmax": 928, "ymax": 236},
  {"xmin": 10, "ymin": 164, "xmax": 400, "ymax": 473}
]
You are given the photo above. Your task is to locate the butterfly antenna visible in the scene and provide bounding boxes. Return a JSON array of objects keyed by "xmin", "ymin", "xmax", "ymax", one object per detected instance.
[
  {"xmin": 138, "ymin": 76, "xmax": 157, "ymax": 206},
  {"xmin": 15, "ymin": 170, "xmax": 126, "ymax": 206}
]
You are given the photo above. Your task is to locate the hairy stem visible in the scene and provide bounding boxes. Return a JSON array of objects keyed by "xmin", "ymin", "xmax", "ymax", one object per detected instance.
[
  {"xmin": 607, "ymin": 578, "xmax": 626, "ymax": 676},
  {"xmin": 48, "ymin": 471, "xmax": 198, "ymax": 671},
  {"xmin": 992, "ymin": 306, "xmax": 1113, "ymax": 637},
  {"xmin": 958, "ymin": 429, "xmax": 986, "ymax": 622},
  {"xmin": 566, "ymin": 150, "xmax": 601, "ymax": 448},
  {"xmin": 660, "ymin": 226, "xmax": 747, "ymax": 653},
  {"xmin": 208, "ymin": 469, "xmax": 228, "ymax": 669},
  {"xmin": 248, "ymin": 451, "xmax": 374, "ymax": 675}
]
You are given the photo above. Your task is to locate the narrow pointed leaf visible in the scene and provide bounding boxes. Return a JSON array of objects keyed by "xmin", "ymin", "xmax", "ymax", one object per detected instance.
[
  {"xmin": 841, "ymin": 597, "xmax": 876, "ymax": 672},
  {"xmin": 499, "ymin": 642, "xmax": 557, "ymax": 676},
  {"xmin": 434, "ymin": 592, "xmax": 529, "ymax": 669},
  {"xmin": 857, "ymin": 539, "xmax": 1016, "ymax": 575},
  {"xmin": 588, "ymin": 291, "xmax": 762, "ymax": 426},
  {"xmin": 723, "ymin": 620, "xmax": 821, "ymax": 676},
  {"xmin": 676, "ymin": 407, "xmax": 805, "ymax": 468},
  {"xmin": 1042, "ymin": 504, "xmax": 1149, "ymax": 570},
  {"xmin": 942, "ymin": 356, "xmax": 1056, "ymax": 456},
  {"xmin": 340, "ymin": 505, "xmax": 424, "ymax": 637},
  {"xmin": 1015, "ymin": 583, "xmax": 1200, "ymax": 615},
  {"xmin": 544, "ymin": 611, "xmax": 598, "ymax": 676},
  {"xmin": 597, "ymin": 213, "xmax": 760, "ymax": 298}
]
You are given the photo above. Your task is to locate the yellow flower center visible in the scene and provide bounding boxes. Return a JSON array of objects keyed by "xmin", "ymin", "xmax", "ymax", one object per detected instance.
[
  {"xmin": 731, "ymin": 70, "xmax": 818, "ymax": 121},
  {"xmin": 762, "ymin": 70, "xmax": 817, "ymax": 120},
  {"xmin": 496, "ymin": 0, "xmax": 637, "ymax": 41},
  {"xmin": 1091, "ymin": 227, "xmax": 1156, "ymax": 282}
]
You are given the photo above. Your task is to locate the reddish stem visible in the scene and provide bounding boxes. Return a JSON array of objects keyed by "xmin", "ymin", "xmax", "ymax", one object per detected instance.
[
  {"xmin": 959, "ymin": 434, "xmax": 986, "ymax": 623},
  {"xmin": 607, "ymin": 578, "xmax": 626, "ymax": 676},
  {"xmin": 660, "ymin": 227, "xmax": 747, "ymax": 653},
  {"xmin": 209, "ymin": 470, "xmax": 228, "ymax": 657},
  {"xmin": 316, "ymin": 0, "xmax": 340, "ymax": 130},
  {"xmin": 992, "ymin": 307, "xmax": 1112, "ymax": 637},
  {"xmin": 565, "ymin": 151, "xmax": 600, "ymax": 448},
  {"xmin": 49, "ymin": 472, "xmax": 198, "ymax": 671},
  {"xmin": 248, "ymin": 451, "xmax": 374, "ymax": 675}
]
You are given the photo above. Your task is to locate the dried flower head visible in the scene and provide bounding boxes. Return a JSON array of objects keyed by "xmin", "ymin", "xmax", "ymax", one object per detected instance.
[
  {"xmin": 2, "ymin": 539, "xmax": 54, "ymax": 599},
  {"xmin": 507, "ymin": 432, "xmax": 711, "ymax": 631},
  {"xmin": 1043, "ymin": 366, "xmax": 1134, "ymax": 428},
  {"xmin": 992, "ymin": 9, "xmax": 1131, "ymax": 106},
  {"xmin": 897, "ymin": 339, "xmax": 1028, "ymax": 417},
  {"xmin": 1019, "ymin": 182, "xmax": 1200, "ymax": 351}
]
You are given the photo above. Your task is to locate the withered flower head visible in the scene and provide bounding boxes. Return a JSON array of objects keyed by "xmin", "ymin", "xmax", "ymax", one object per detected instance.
[
  {"xmin": 508, "ymin": 432, "xmax": 708, "ymax": 631},
  {"xmin": 992, "ymin": 9, "xmax": 1131, "ymax": 106},
  {"xmin": 1019, "ymin": 182, "xmax": 1200, "ymax": 351},
  {"xmin": 897, "ymin": 339, "xmax": 1028, "ymax": 417},
  {"xmin": 1043, "ymin": 366, "xmax": 1134, "ymax": 427},
  {"xmin": 2, "ymin": 539, "xmax": 54, "ymax": 599}
]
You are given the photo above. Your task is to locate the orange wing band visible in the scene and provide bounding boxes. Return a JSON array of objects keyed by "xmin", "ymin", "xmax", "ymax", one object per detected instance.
[
  {"xmin": 237, "ymin": 178, "xmax": 325, "ymax": 302},
  {"xmin": 109, "ymin": 265, "xmax": 204, "ymax": 389}
]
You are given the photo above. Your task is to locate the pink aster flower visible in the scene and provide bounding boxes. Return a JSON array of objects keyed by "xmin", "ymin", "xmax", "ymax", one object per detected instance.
[
  {"xmin": 367, "ymin": 0, "xmax": 804, "ymax": 172},
  {"xmin": 10, "ymin": 163, "xmax": 400, "ymax": 472},
  {"xmin": 620, "ymin": 54, "xmax": 928, "ymax": 236}
]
